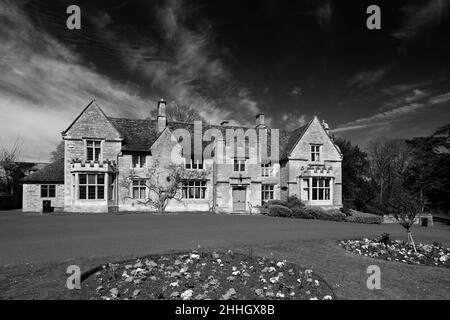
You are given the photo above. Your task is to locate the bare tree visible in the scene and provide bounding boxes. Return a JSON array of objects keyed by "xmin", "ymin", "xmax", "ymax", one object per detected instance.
[
  {"xmin": 121, "ymin": 159, "xmax": 209, "ymax": 213},
  {"xmin": 367, "ymin": 138, "xmax": 412, "ymax": 207},
  {"xmin": 50, "ymin": 141, "xmax": 65, "ymax": 161},
  {"xmin": 0, "ymin": 139, "xmax": 21, "ymax": 195},
  {"xmin": 149, "ymin": 104, "xmax": 206, "ymax": 123},
  {"xmin": 388, "ymin": 191, "xmax": 422, "ymax": 252}
]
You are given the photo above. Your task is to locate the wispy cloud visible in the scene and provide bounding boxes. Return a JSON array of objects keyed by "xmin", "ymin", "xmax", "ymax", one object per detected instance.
[
  {"xmin": 0, "ymin": 1, "xmax": 152, "ymax": 161},
  {"xmin": 289, "ymin": 86, "xmax": 303, "ymax": 97},
  {"xmin": 333, "ymin": 91, "xmax": 450, "ymax": 133},
  {"xmin": 0, "ymin": 0, "xmax": 262, "ymax": 161},
  {"xmin": 90, "ymin": 0, "xmax": 261, "ymax": 125},
  {"xmin": 280, "ymin": 113, "xmax": 306, "ymax": 130},
  {"xmin": 393, "ymin": 0, "xmax": 449, "ymax": 40},
  {"xmin": 346, "ymin": 67, "xmax": 389, "ymax": 88}
]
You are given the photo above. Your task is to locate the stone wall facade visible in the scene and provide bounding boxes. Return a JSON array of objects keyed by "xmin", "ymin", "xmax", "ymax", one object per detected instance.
[
  {"xmin": 22, "ymin": 183, "xmax": 64, "ymax": 212},
  {"xmin": 23, "ymin": 102, "xmax": 343, "ymax": 213}
]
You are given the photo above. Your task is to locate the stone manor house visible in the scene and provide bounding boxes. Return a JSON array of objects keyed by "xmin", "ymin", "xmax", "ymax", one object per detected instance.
[{"xmin": 22, "ymin": 100, "xmax": 343, "ymax": 213}]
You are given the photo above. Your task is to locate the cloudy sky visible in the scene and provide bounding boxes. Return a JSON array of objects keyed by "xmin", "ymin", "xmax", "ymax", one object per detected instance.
[{"xmin": 0, "ymin": 0, "xmax": 449, "ymax": 161}]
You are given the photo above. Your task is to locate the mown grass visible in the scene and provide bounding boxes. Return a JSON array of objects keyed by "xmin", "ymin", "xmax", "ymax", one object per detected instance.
[{"xmin": 0, "ymin": 239, "xmax": 448, "ymax": 300}]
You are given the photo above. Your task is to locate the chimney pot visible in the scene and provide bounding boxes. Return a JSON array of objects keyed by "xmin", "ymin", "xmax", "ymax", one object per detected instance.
[
  {"xmin": 157, "ymin": 99, "xmax": 167, "ymax": 132},
  {"xmin": 255, "ymin": 113, "xmax": 266, "ymax": 128}
]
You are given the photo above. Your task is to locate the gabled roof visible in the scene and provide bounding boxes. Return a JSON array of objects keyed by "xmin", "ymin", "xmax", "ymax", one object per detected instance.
[
  {"xmin": 279, "ymin": 122, "xmax": 310, "ymax": 160},
  {"xmin": 21, "ymin": 158, "xmax": 65, "ymax": 184},
  {"xmin": 62, "ymin": 100, "xmax": 122, "ymax": 138}
]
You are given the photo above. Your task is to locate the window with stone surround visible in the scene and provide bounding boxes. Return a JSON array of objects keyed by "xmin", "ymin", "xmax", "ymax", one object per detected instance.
[
  {"xmin": 310, "ymin": 145, "xmax": 321, "ymax": 162},
  {"xmin": 261, "ymin": 185, "xmax": 274, "ymax": 201},
  {"xmin": 184, "ymin": 156, "xmax": 203, "ymax": 170},
  {"xmin": 234, "ymin": 159, "xmax": 246, "ymax": 172},
  {"xmin": 132, "ymin": 154, "xmax": 146, "ymax": 168},
  {"xmin": 182, "ymin": 180, "xmax": 206, "ymax": 199},
  {"xmin": 131, "ymin": 179, "xmax": 147, "ymax": 199},
  {"xmin": 261, "ymin": 161, "xmax": 274, "ymax": 177},
  {"xmin": 312, "ymin": 177, "xmax": 330, "ymax": 200},
  {"xmin": 86, "ymin": 140, "xmax": 101, "ymax": 161},
  {"xmin": 41, "ymin": 185, "xmax": 56, "ymax": 198},
  {"xmin": 79, "ymin": 174, "xmax": 104, "ymax": 200}
]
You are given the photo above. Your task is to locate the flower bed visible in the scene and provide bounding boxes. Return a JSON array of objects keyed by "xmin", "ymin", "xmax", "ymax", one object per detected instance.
[
  {"xmin": 80, "ymin": 250, "xmax": 335, "ymax": 300},
  {"xmin": 339, "ymin": 238, "xmax": 450, "ymax": 268}
]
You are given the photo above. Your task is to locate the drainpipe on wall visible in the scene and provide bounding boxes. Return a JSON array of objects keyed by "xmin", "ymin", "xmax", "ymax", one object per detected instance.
[{"xmin": 212, "ymin": 161, "xmax": 217, "ymax": 213}]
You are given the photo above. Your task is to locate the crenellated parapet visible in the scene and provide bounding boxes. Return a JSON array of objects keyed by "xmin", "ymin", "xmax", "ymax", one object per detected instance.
[
  {"xmin": 70, "ymin": 159, "xmax": 118, "ymax": 173},
  {"xmin": 299, "ymin": 164, "xmax": 334, "ymax": 177}
]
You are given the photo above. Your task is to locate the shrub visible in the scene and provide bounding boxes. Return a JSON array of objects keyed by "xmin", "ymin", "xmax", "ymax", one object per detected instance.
[
  {"xmin": 345, "ymin": 215, "xmax": 382, "ymax": 224},
  {"xmin": 286, "ymin": 196, "xmax": 305, "ymax": 209},
  {"xmin": 340, "ymin": 206, "xmax": 352, "ymax": 216},
  {"xmin": 291, "ymin": 205, "xmax": 313, "ymax": 219},
  {"xmin": 254, "ymin": 205, "xmax": 268, "ymax": 215},
  {"xmin": 263, "ymin": 200, "xmax": 287, "ymax": 209},
  {"xmin": 379, "ymin": 232, "xmax": 390, "ymax": 245},
  {"xmin": 268, "ymin": 205, "xmax": 293, "ymax": 218},
  {"xmin": 365, "ymin": 204, "xmax": 387, "ymax": 216},
  {"xmin": 304, "ymin": 208, "xmax": 346, "ymax": 222}
]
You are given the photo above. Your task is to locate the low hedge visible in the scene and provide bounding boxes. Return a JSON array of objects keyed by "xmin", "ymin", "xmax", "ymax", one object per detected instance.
[{"xmin": 345, "ymin": 215, "xmax": 382, "ymax": 224}]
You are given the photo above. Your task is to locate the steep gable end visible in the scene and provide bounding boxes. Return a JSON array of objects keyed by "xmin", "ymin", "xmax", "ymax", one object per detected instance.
[
  {"xmin": 62, "ymin": 101, "xmax": 122, "ymax": 140},
  {"xmin": 288, "ymin": 116, "xmax": 341, "ymax": 160}
]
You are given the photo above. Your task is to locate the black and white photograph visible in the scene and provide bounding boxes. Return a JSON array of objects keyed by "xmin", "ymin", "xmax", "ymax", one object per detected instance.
[{"xmin": 0, "ymin": 0, "xmax": 449, "ymax": 308}]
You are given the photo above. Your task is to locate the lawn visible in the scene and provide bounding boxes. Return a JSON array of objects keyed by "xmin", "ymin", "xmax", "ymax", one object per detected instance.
[
  {"xmin": 0, "ymin": 238, "xmax": 449, "ymax": 300},
  {"xmin": 0, "ymin": 211, "xmax": 448, "ymax": 299}
]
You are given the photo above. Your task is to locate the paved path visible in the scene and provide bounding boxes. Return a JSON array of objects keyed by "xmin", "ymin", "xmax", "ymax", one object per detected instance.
[{"xmin": 0, "ymin": 211, "xmax": 448, "ymax": 265}]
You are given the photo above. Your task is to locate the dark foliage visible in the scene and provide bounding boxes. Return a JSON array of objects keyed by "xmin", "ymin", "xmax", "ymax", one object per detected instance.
[
  {"xmin": 334, "ymin": 138, "xmax": 375, "ymax": 211},
  {"xmin": 268, "ymin": 204, "xmax": 293, "ymax": 218}
]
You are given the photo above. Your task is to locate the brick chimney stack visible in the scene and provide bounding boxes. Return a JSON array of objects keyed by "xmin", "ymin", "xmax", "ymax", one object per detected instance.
[{"xmin": 157, "ymin": 99, "xmax": 167, "ymax": 133}]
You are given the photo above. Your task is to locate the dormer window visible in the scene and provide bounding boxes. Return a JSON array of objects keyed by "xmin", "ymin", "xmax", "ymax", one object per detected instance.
[
  {"xmin": 261, "ymin": 161, "xmax": 274, "ymax": 177},
  {"xmin": 234, "ymin": 159, "xmax": 246, "ymax": 172},
  {"xmin": 184, "ymin": 156, "xmax": 203, "ymax": 170},
  {"xmin": 86, "ymin": 140, "xmax": 101, "ymax": 161},
  {"xmin": 311, "ymin": 145, "xmax": 321, "ymax": 162},
  {"xmin": 132, "ymin": 154, "xmax": 146, "ymax": 168}
]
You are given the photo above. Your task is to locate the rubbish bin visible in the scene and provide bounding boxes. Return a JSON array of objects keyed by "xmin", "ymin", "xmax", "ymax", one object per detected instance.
[
  {"xmin": 421, "ymin": 218, "xmax": 428, "ymax": 227},
  {"xmin": 42, "ymin": 200, "xmax": 53, "ymax": 213}
]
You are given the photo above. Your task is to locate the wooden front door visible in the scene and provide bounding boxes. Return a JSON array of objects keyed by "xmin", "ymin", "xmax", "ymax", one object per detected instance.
[{"xmin": 233, "ymin": 187, "xmax": 246, "ymax": 211}]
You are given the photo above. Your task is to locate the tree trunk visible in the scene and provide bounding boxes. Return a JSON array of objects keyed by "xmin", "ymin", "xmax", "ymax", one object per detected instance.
[{"xmin": 407, "ymin": 230, "xmax": 417, "ymax": 253}]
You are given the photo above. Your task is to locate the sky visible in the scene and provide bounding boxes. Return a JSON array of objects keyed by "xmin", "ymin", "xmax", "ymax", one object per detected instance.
[{"xmin": 0, "ymin": 0, "xmax": 449, "ymax": 161}]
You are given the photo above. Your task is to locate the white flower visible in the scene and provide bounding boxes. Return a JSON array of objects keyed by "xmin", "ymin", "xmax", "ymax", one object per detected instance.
[
  {"xmin": 276, "ymin": 292, "xmax": 285, "ymax": 298},
  {"xmin": 169, "ymin": 281, "xmax": 179, "ymax": 287},
  {"xmin": 314, "ymin": 280, "xmax": 320, "ymax": 286},
  {"xmin": 323, "ymin": 295, "xmax": 333, "ymax": 300},
  {"xmin": 181, "ymin": 289, "xmax": 193, "ymax": 300},
  {"xmin": 268, "ymin": 267, "xmax": 276, "ymax": 273},
  {"xmin": 310, "ymin": 297, "xmax": 318, "ymax": 300},
  {"xmin": 276, "ymin": 261, "xmax": 286, "ymax": 268},
  {"xmin": 269, "ymin": 277, "xmax": 279, "ymax": 284}
]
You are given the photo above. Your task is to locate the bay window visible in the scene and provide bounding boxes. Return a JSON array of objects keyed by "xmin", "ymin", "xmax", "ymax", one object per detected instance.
[
  {"xmin": 312, "ymin": 178, "xmax": 330, "ymax": 200},
  {"xmin": 79, "ymin": 174, "xmax": 105, "ymax": 200}
]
